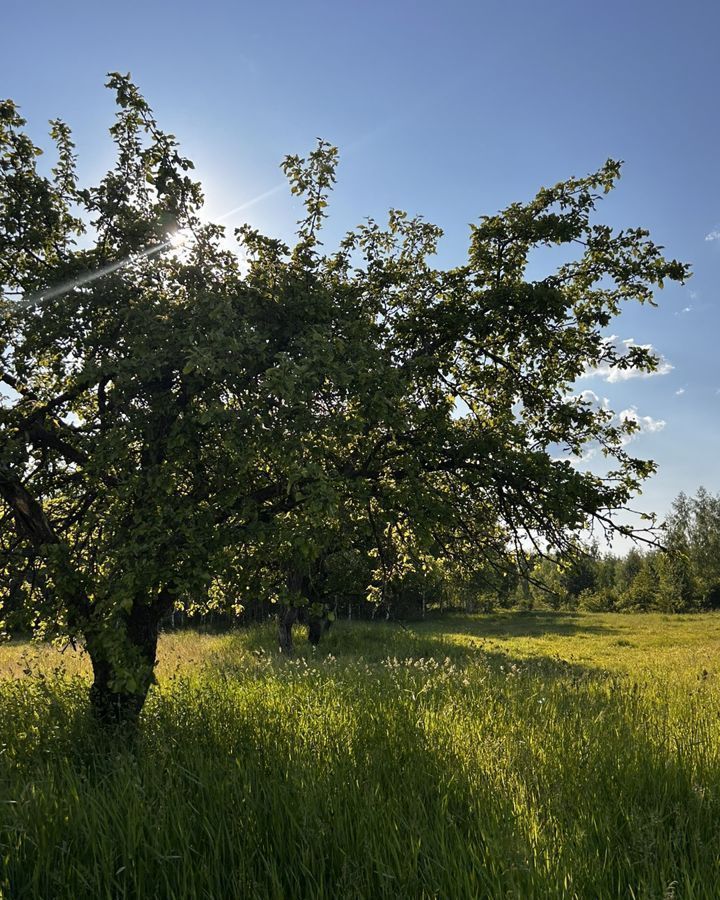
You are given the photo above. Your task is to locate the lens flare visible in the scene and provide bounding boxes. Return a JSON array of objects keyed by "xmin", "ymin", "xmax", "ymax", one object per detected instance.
[
  {"xmin": 14, "ymin": 181, "xmax": 286, "ymax": 312},
  {"xmin": 16, "ymin": 239, "xmax": 173, "ymax": 311}
]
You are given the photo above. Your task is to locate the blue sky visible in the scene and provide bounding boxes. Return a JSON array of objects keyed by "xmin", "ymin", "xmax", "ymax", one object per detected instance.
[{"xmin": 2, "ymin": 0, "xmax": 718, "ymax": 534}]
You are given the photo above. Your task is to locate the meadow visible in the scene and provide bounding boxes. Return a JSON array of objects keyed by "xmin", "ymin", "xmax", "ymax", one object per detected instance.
[{"xmin": 1, "ymin": 611, "xmax": 720, "ymax": 898}]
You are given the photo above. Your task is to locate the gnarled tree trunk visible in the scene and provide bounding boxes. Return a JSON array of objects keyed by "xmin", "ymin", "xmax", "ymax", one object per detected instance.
[
  {"xmin": 278, "ymin": 604, "xmax": 299, "ymax": 654},
  {"xmin": 85, "ymin": 591, "xmax": 174, "ymax": 725}
]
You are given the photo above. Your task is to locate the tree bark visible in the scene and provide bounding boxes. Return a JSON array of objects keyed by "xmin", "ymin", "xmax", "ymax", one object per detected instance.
[
  {"xmin": 86, "ymin": 651, "xmax": 150, "ymax": 726},
  {"xmin": 278, "ymin": 605, "xmax": 299, "ymax": 654},
  {"xmin": 307, "ymin": 615, "xmax": 323, "ymax": 646},
  {"xmin": 0, "ymin": 464, "xmax": 90, "ymax": 630},
  {"xmin": 85, "ymin": 591, "xmax": 173, "ymax": 726}
]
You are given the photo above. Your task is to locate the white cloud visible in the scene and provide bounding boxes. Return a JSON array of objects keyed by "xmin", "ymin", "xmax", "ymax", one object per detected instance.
[
  {"xmin": 571, "ymin": 447, "xmax": 598, "ymax": 464},
  {"xmin": 705, "ymin": 230, "xmax": 720, "ymax": 242},
  {"xmin": 567, "ymin": 398, "xmax": 665, "ymax": 467},
  {"xmin": 674, "ymin": 388, "xmax": 685, "ymax": 396},
  {"xmin": 577, "ymin": 389, "xmax": 607, "ymax": 407},
  {"xmin": 618, "ymin": 407, "xmax": 666, "ymax": 440},
  {"xmin": 582, "ymin": 335, "xmax": 673, "ymax": 383}
]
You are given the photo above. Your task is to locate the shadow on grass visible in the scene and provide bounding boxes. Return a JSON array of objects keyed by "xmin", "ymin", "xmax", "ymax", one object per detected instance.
[
  {"xmin": 234, "ymin": 611, "xmax": 616, "ymax": 684},
  {"xmin": 419, "ymin": 609, "xmax": 619, "ymax": 639},
  {"xmin": 0, "ymin": 680, "xmax": 543, "ymax": 898},
  {"xmin": 1, "ymin": 651, "xmax": 714, "ymax": 899}
]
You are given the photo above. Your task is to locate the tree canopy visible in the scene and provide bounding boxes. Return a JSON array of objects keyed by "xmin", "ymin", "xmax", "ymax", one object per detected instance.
[{"xmin": 0, "ymin": 75, "xmax": 688, "ymax": 721}]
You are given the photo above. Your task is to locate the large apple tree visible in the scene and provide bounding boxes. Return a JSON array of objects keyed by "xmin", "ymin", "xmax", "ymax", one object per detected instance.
[{"xmin": 0, "ymin": 76, "xmax": 687, "ymax": 721}]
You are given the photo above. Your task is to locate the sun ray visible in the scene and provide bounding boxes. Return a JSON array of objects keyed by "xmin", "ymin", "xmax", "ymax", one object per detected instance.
[
  {"xmin": 15, "ymin": 239, "xmax": 174, "ymax": 311},
  {"xmin": 10, "ymin": 181, "xmax": 290, "ymax": 313}
]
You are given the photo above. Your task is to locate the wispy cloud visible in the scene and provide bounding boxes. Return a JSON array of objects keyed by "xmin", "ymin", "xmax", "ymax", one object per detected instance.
[
  {"xmin": 675, "ymin": 388, "xmax": 685, "ymax": 396},
  {"xmin": 577, "ymin": 389, "xmax": 609, "ymax": 408},
  {"xmin": 705, "ymin": 230, "xmax": 720, "ymax": 242},
  {"xmin": 581, "ymin": 335, "xmax": 673, "ymax": 383},
  {"xmin": 568, "ymin": 395, "xmax": 664, "ymax": 465},
  {"xmin": 618, "ymin": 407, "xmax": 666, "ymax": 439}
]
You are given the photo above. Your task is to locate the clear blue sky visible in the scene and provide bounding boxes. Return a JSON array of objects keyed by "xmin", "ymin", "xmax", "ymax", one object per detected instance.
[{"xmin": 2, "ymin": 0, "xmax": 718, "ymax": 533}]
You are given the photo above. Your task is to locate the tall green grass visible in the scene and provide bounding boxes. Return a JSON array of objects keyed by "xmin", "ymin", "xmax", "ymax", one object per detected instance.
[{"xmin": 1, "ymin": 614, "xmax": 720, "ymax": 898}]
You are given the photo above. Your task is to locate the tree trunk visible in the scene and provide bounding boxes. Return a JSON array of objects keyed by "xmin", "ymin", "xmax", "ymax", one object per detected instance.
[
  {"xmin": 86, "ymin": 597, "xmax": 169, "ymax": 726},
  {"xmin": 308, "ymin": 608, "xmax": 334, "ymax": 646},
  {"xmin": 307, "ymin": 615, "xmax": 323, "ymax": 646},
  {"xmin": 278, "ymin": 605, "xmax": 299, "ymax": 655},
  {"xmin": 87, "ymin": 653, "xmax": 151, "ymax": 726},
  {"xmin": 279, "ymin": 565, "xmax": 306, "ymax": 654}
]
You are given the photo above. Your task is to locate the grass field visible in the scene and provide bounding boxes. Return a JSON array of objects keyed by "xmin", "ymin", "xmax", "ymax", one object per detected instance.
[{"xmin": 1, "ymin": 611, "xmax": 720, "ymax": 898}]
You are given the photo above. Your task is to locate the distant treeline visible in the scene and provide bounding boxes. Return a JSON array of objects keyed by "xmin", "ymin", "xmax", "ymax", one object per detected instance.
[
  {"xmin": 496, "ymin": 487, "xmax": 720, "ymax": 615},
  {"xmin": 166, "ymin": 487, "xmax": 719, "ymax": 631},
  {"xmin": 396, "ymin": 484, "xmax": 718, "ymax": 617},
  {"xmin": 525, "ymin": 489, "xmax": 719, "ymax": 613}
]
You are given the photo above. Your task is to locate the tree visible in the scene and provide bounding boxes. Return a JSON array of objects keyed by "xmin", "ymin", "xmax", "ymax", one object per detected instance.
[
  {"xmin": 523, "ymin": 549, "xmax": 598, "ymax": 609},
  {"xmin": 0, "ymin": 77, "xmax": 352, "ymax": 718},
  {"xmin": 662, "ymin": 487, "xmax": 720, "ymax": 609},
  {"xmin": 618, "ymin": 553, "xmax": 658, "ymax": 611},
  {"xmin": 655, "ymin": 549, "xmax": 698, "ymax": 612},
  {"xmin": 0, "ymin": 76, "xmax": 688, "ymax": 723},
  {"xmin": 616, "ymin": 547, "xmax": 645, "ymax": 595}
]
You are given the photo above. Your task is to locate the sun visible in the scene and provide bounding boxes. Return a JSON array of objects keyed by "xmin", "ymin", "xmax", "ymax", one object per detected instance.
[{"xmin": 169, "ymin": 229, "xmax": 190, "ymax": 250}]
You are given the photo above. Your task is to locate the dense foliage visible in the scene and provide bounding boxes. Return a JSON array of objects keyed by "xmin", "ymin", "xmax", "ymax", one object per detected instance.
[
  {"xmin": 0, "ymin": 76, "xmax": 687, "ymax": 719},
  {"xmin": 164, "ymin": 486, "xmax": 720, "ymax": 621}
]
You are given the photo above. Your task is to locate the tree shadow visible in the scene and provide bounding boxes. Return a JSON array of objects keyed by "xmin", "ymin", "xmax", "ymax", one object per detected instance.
[
  {"xmin": 419, "ymin": 609, "xmax": 620, "ymax": 639},
  {"xmin": 2, "ymin": 656, "xmax": 715, "ymax": 899},
  {"xmin": 236, "ymin": 613, "xmax": 619, "ymax": 684},
  {"xmin": 399, "ymin": 611, "xmax": 623, "ymax": 680}
]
